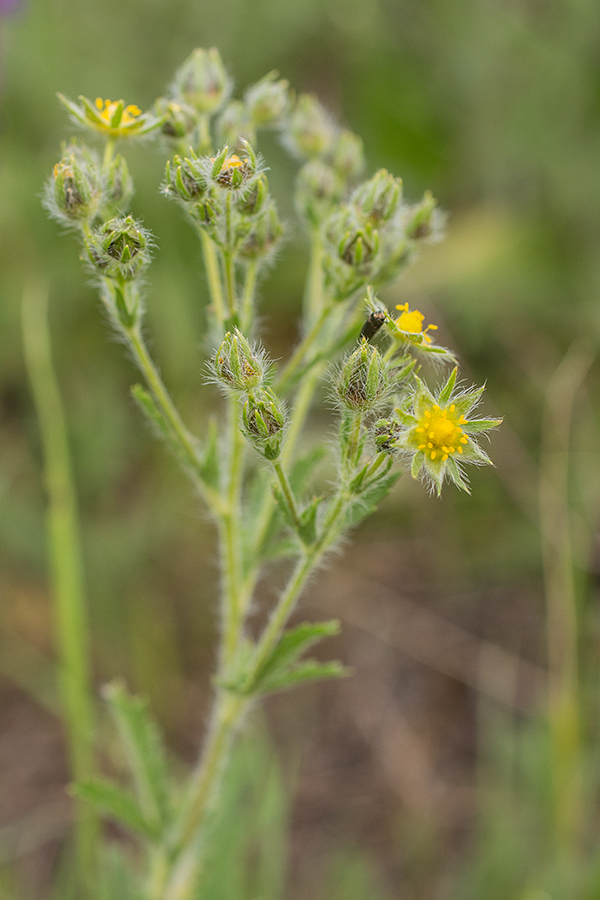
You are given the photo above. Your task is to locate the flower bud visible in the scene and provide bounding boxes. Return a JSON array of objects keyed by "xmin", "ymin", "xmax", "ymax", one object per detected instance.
[
  {"xmin": 285, "ymin": 94, "xmax": 337, "ymax": 159},
  {"xmin": 352, "ymin": 170, "xmax": 402, "ymax": 225},
  {"xmin": 404, "ymin": 191, "xmax": 443, "ymax": 241},
  {"xmin": 86, "ymin": 216, "xmax": 151, "ymax": 281},
  {"xmin": 244, "ymin": 71, "xmax": 289, "ymax": 127},
  {"xmin": 216, "ymin": 100, "xmax": 253, "ymax": 147},
  {"xmin": 164, "ymin": 154, "xmax": 209, "ymax": 203},
  {"xmin": 238, "ymin": 202, "xmax": 283, "ymax": 262},
  {"xmin": 214, "ymin": 330, "xmax": 265, "ymax": 392},
  {"xmin": 242, "ymin": 388, "xmax": 286, "ymax": 460},
  {"xmin": 155, "ymin": 98, "xmax": 197, "ymax": 141},
  {"xmin": 210, "ymin": 145, "xmax": 256, "ymax": 190},
  {"xmin": 336, "ymin": 342, "xmax": 388, "ymax": 410},
  {"xmin": 102, "ymin": 153, "xmax": 134, "ymax": 212},
  {"xmin": 171, "ymin": 47, "xmax": 231, "ymax": 113},
  {"xmin": 46, "ymin": 148, "xmax": 100, "ymax": 224},
  {"xmin": 330, "ymin": 129, "xmax": 364, "ymax": 180},
  {"xmin": 373, "ymin": 417, "xmax": 401, "ymax": 453},
  {"xmin": 295, "ymin": 161, "xmax": 343, "ymax": 226},
  {"xmin": 339, "ymin": 225, "xmax": 378, "ymax": 272}
]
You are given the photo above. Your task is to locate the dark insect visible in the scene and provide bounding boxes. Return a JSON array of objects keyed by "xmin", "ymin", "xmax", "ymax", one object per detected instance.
[{"xmin": 359, "ymin": 309, "xmax": 386, "ymax": 342}]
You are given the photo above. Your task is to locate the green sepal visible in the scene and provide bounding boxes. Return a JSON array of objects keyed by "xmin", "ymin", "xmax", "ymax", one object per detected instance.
[
  {"xmin": 437, "ymin": 367, "xmax": 458, "ymax": 405},
  {"xmin": 211, "ymin": 146, "xmax": 229, "ymax": 178},
  {"xmin": 103, "ymin": 681, "xmax": 170, "ymax": 832},
  {"xmin": 446, "ymin": 456, "xmax": 470, "ymax": 493},
  {"xmin": 73, "ymin": 777, "xmax": 160, "ymax": 841},
  {"xmin": 410, "ymin": 451, "xmax": 424, "ymax": 480},
  {"xmin": 57, "ymin": 92, "xmax": 88, "ymax": 126},
  {"xmin": 464, "ymin": 417, "xmax": 503, "ymax": 433}
]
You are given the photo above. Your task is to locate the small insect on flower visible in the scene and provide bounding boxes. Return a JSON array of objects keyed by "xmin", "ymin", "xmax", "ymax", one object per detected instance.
[{"xmin": 359, "ymin": 309, "xmax": 387, "ymax": 342}]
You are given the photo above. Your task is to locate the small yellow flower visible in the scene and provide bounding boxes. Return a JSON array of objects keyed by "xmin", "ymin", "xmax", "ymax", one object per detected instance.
[
  {"xmin": 57, "ymin": 93, "xmax": 165, "ymax": 140},
  {"xmin": 394, "ymin": 303, "xmax": 438, "ymax": 343},
  {"xmin": 95, "ymin": 98, "xmax": 142, "ymax": 127},
  {"xmin": 413, "ymin": 403, "xmax": 469, "ymax": 462}
]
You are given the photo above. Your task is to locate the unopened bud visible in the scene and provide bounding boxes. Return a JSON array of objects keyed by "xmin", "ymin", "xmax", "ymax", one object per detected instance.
[
  {"xmin": 211, "ymin": 144, "xmax": 257, "ymax": 190},
  {"xmin": 330, "ymin": 130, "xmax": 364, "ymax": 180},
  {"xmin": 86, "ymin": 215, "xmax": 151, "ymax": 281},
  {"xmin": 238, "ymin": 202, "xmax": 283, "ymax": 262},
  {"xmin": 214, "ymin": 330, "xmax": 265, "ymax": 392},
  {"xmin": 216, "ymin": 100, "xmax": 253, "ymax": 147},
  {"xmin": 242, "ymin": 388, "xmax": 286, "ymax": 460},
  {"xmin": 285, "ymin": 94, "xmax": 337, "ymax": 159},
  {"xmin": 295, "ymin": 161, "xmax": 343, "ymax": 226},
  {"xmin": 352, "ymin": 170, "xmax": 402, "ymax": 225},
  {"xmin": 46, "ymin": 148, "xmax": 100, "ymax": 223},
  {"xmin": 339, "ymin": 225, "xmax": 378, "ymax": 272},
  {"xmin": 373, "ymin": 417, "xmax": 401, "ymax": 453},
  {"xmin": 404, "ymin": 191, "xmax": 443, "ymax": 241},
  {"xmin": 155, "ymin": 98, "xmax": 197, "ymax": 141},
  {"xmin": 336, "ymin": 342, "xmax": 387, "ymax": 410},
  {"xmin": 171, "ymin": 47, "xmax": 231, "ymax": 114},
  {"xmin": 244, "ymin": 71, "xmax": 289, "ymax": 127},
  {"xmin": 164, "ymin": 154, "xmax": 209, "ymax": 203}
]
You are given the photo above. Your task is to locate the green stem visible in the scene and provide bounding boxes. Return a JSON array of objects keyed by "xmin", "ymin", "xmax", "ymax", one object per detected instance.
[
  {"xmin": 246, "ymin": 489, "xmax": 348, "ymax": 684},
  {"xmin": 275, "ymin": 305, "xmax": 331, "ymax": 396},
  {"xmin": 200, "ymin": 232, "xmax": 226, "ymax": 329},
  {"xmin": 220, "ymin": 397, "xmax": 245, "ymax": 669},
  {"xmin": 197, "ymin": 114, "xmax": 212, "ymax": 154},
  {"xmin": 223, "ymin": 194, "xmax": 237, "ymax": 318},
  {"xmin": 240, "ymin": 260, "xmax": 258, "ymax": 333},
  {"xmin": 21, "ymin": 282, "xmax": 97, "ymax": 891},
  {"xmin": 102, "ymin": 136, "xmax": 116, "ymax": 170},
  {"xmin": 272, "ymin": 459, "xmax": 303, "ymax": 534},
  {"xmin": 304, "ymin": 228, "xmax": 324, "ymax": 325},
  {"xmin": 148, "ymin": 692, "xmax": 248, "ymax": 900}
]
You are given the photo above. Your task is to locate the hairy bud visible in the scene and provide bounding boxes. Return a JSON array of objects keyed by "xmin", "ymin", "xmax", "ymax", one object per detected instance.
[
  {"xmin": 171, "ymin": 47, "xmax": 231, "ymax": 113},
  {"xmin": 86, "ymin": 216, "xmax": 151, "ymax": 281},
  {"xmin": 336, "ymin": 342, "xmax": 388, "ymax": 411},
  {"xmin": 285, "ymin": 94, "xmax": 337, "ymax": 160},
  {"xmin": 352, "ymin": 169, "xmax": 402, "ymax": 225},
  {"xmin": 242, "ymin": 388, "xmax": 286, "ymax": 460},
  {"xmin": 45, "ymin": 147, "xmax": 101, "ymax": 224},
  {"xmin": 245, "ymin": 71, "xmax": 289, "ymax": 127},
  {"xmin": 214, "ymin": 330, "xmax": 265, "ymax": 392}
]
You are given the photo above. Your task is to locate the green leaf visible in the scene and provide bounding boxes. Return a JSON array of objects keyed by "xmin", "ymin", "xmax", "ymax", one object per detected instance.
[
  {"xmin": 95, "ymin": 843, "xmax": 140, "ymax": 900},
  {"xmin": 346, "ymin": 470, "xmax": 400, "ymax": 527},
  {"xmin": 298, "ymin": 495, "xmax": 323, "ymax": 545},
  {"xmin": 74, "ymin": 778, "xmax": 159, "ymax": 840},
  {"xmin": 102, "ymin": 681, "xmax": 170, "ymax": 832},
  {"xmin": 259, "ymin": 659, "xmax": 350, "ymax": 693},
  {"xmin": 246, "ymin": 620, "xmax": 341, "ymax": 694},
  {"xmin": 200, "ymin": 417, "xmax": 221, "ymax": 487}
]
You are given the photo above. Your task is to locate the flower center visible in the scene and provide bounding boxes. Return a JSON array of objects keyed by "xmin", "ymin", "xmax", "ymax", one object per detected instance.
[
  {"xmin": 414, "ymin": 403, "xmax": 469, "ymax": 461},
  {"xmin": 95, "ymin": 98, "xmax": 142, "ymax": 126}
]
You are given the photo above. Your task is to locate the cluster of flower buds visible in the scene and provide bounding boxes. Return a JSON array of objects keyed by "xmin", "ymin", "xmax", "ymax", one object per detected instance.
[
  {"xmin": 213, "ymin": 69, "xmax": 289, "ymax": 148},
  {"xmin": 285, "ymin": 94, "xmax": 364, "ymax": 226},
  {"xmin": 335, "ymin": 341, "xmax": 389, "ymax": 411},
  {"xmin": 320, "ymin": 167, "xmax": 444, "ymax": 301},
  {"xmin": 214, "ymin": 330, "xmax": 286, "ymax": 459},
  {"xmin": 164, "ymin": 141, "xmax": 282, "ymax": 264}
]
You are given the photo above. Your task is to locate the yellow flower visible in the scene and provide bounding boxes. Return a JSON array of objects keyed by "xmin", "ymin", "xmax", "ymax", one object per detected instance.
[
  {"xmin": 413, "ymin": 403, "xmax": 469, "ymax": 462},
  {"xmin": 57, "ymin": 93, "xmax": 165, "ymax": 140},
  {"xmin": 394, "ymin": 303, "xmax": 438, "ymax": 343},
  {"xmin": 95, "ymin": 97, "xmax": 142, "ymax": 127}
]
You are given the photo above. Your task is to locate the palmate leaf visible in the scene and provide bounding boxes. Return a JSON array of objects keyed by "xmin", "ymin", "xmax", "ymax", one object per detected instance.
[
  {"xmin": 103, "ymin": 681, "xmax": 170, "ymax": 832},
  {"xmin": 74, "ymin": 778, "xmax": 159, "ymax": 840}
]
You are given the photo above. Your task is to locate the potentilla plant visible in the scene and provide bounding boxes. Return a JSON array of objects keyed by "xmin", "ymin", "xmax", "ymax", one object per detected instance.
[{"xmin": 45, "ymin": 48, "xmax": 501, "ymax": 900}]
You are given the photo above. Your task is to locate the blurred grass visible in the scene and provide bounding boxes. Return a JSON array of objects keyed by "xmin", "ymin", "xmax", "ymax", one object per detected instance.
[{"xmin": 2, "ymin": 0, "xmax": 600, "ymax": 897}]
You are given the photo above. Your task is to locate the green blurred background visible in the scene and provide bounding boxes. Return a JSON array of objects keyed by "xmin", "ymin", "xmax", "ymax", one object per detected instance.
[{"xmin": 2, "ymin": 0, "xmax": 600, "ymax": 897}]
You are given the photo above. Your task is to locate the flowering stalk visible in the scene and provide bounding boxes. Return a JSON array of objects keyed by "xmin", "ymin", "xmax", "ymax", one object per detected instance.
[{"xmin": 43, "ymin": 47, "xmax": 501, "ymax": 900}]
